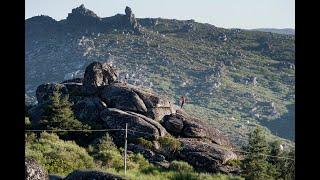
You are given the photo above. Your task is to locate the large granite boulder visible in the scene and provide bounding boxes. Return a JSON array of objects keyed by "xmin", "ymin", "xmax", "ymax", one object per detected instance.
[
  {"xmin": 62, "ymin": 78, "xmax": 83, "ymax": 84},
  {"xmin": 25, "ymin": 157, "xmax": 48, "ymax": 180},
  {"xmin": 36, "ymin": 83, "xmax": 68, "ymax": 103},
  {"xmin": 63, "ymin": 83, "xmax": 86, "ymax": 96},
  {"xmin": 72, "ymin": 96, "xmax": 107, "ymax": 123},
  {"xmin": 64, "ymin": 170, "xmax": 125, "ymax": 180},
  {"xmin": 128, "ymin": 143, "xmax": 155, "ymax": 159},
  {"xmin": 130, "ymin": 85, "xmax": 176, "ymax": 120},
  {"xmin": 178, "ymin": 138, "xmax": 237, "ymax": 173},
  {"xmin": 161, "ymin": 112, "xmax": 230, "ymax": 146},
  {"xmin": 100, "ymin": 83, "xmax": 148, "ymax": 114},
  {"xmin": 100, "ymin": 108, "xmax": 167, "ymax": 143},
  {"xmin": 83, "ymin": 61, "xmax": 117, "ymax": 94},
  {"xmin": 100, "ymin": 82, "xmax": 175, "ymax": 120}
]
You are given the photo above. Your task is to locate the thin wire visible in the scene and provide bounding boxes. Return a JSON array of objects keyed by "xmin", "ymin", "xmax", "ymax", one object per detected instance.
[
  {"xmin": 127, "ymin": 129, "xmax": 156, "ymax": 136},
  {"xmin": 232, "ymin": 149, "xmax": 295, "ymax": 161},
  {"xmin": 25, "ymin": 128, "xmax": 295, "ymax": 161}
]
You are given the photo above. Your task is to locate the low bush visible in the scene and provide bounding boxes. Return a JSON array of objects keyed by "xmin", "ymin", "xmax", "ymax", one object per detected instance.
[
  {"xmin": 135, "ymin": 137, "xmax": 154, "ymax": 150},
  {"xmin": 169, "ymin": 160, "xmax": 194, "ymax": 172},
  {"xmin": 25, "ymin": 117, "xmax": 31, "ymax": 129},
  {"xmin": 158, "ymin": 136, "xmax": 181, "ymax": 154},
  {"xmin": 88, "ymin": 133, "xmax": 124, "ymax": 171},
  {"xmin": 25, "ymin": 132, "xmax": 95, "ymax": 176},
  {"xmin": 89, "ymin": 133, "xmax": 151, "ymax": 172},
  {"xmin": 225, "ymin": 159, "xmax": 241, "ymax": 167}
]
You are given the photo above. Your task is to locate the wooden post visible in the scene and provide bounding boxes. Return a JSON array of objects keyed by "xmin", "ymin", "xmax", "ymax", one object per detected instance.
[{"xmin": 124, "ymin": 123, "xmax": 128, "ymax": 175}]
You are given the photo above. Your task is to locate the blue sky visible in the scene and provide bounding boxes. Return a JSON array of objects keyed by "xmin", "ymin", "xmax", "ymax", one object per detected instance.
[{"xmin": 25, "ymin": 0, "xmax": 295, "ymax": 29}]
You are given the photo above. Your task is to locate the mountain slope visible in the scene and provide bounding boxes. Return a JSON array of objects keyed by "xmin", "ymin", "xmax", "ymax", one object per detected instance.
[
  {"xmin": 250, "ymin": 28, "xmax": 295, "ymax": 35},
  {"xmin": 25, "ymin": 5, "xmax": 295, "ymax": 147}
]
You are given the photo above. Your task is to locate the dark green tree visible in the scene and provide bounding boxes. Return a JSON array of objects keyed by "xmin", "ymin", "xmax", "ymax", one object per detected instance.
[
  {"xmin": 241, "ymin": 126, "xmax": 276, "ymax": 180},
  {"xmin": 38, "ymin": 92, "xmax": 91, "ymax": 143},
  {"xmin": 268, "ymin": 140, "xmax": 282, "ymax": 164},
  {"xmin": 267, "ymin": 140, "xmax": 295, "ymax": 180},
  {"xmin": 277, "ymin": 147, "xmax": 295, "ymax": 180},
  {"xmin": 268, "ymin": 140, "xmax": 283, "ymax": 178}
]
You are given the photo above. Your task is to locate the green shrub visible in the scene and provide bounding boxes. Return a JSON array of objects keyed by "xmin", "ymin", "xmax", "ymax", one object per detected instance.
[
  {"xmin": 170, "ymin": 172, "xmax": 198, "ymax": 180},
  {"xmin": 25, "ymin": 132, "xmax": 95, "ymax": 176},
  {"xmin": 25, "ymin": 117, "xmax": 31, "ymax": 129},
  {"xmin": 199, "ymin": 173, "xmax": 245, "ymax": 180},
  {"xmin": 136, "ymin": 137, "xmax": 154, "ymax": 150},
  {"xmin": 158, "ymin": 136, "xmax": 181, "ymax": 154},
  {"xmin": 89, "ymin": 134, "xmax": 151, "ymax": 172},
  {"xmin": 25, "ymin": 132, "xmax": 36, "ymax": 143},
  {"xmin": 169, "ymin": 160, "xmax": 194, "ymax": 172},
  {"xmin": 225, "ymin": 159, "xmax": 241, "ymax": 167},
  {"xmin": 89, "ymin": 133, "xmax": 124, "ymax": 171},
  {"xmin": 128, "ymin": 153, "xmax": 150, "ymax": 170},
  {"xmin": 140, "ymin": 165, "xmax": 161, "ymax": 175}
]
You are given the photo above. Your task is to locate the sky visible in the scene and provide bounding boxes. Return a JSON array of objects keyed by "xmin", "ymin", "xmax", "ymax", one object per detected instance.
[{"xmin": 25, "ymin": 0, "xmax": 295, "ymax": 29}]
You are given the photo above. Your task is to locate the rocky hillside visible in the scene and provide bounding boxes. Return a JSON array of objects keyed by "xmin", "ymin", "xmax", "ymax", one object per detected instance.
[
  {"xmin": 25, "ymin": 5, "xmax": 295, "ymax": 147},
  {"xmin": 250, "ymin": 28, "xmax": 295, "ymax": 35}
]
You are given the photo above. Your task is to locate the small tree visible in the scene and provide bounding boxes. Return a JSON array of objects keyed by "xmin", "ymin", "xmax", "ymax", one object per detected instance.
[
  {"xmin": 25, "ymin": 117, "xmax": 31, "ymax": 129},
  {"xmin": 268, "ymin": 140, "xmax": 283, "ymax": 178},
  {"xmin": 38, "ymin": 92, "xmax": 91, "ymax": 143},
  {"xmin": 277, "ymin": 147, "xmax": 295, "ymax": 180},
  {"xmin": 241, "ymin": 126, "xmax": 276, "ymax": 180},
  {"xmin": 268, "ymin": 140, "xmax": 283, "ymax": 165},
  {"xmin": 88, "ymin": 133, "xmax": 124, "ymax": 170}
]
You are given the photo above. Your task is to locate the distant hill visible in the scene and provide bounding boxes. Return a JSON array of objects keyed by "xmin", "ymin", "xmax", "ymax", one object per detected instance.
[
  {"xmin": 250, "ymin": 28, "xmax": 295, "ymax": 35},
  {"xmin": 25, "ymin": 5, "xmax": 295, "ymax": 147}
]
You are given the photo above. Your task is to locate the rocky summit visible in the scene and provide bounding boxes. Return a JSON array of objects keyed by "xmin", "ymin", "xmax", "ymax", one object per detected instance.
[{"xmin": 28, "ymin": 61, "xmax": 239, "ymax": 174}]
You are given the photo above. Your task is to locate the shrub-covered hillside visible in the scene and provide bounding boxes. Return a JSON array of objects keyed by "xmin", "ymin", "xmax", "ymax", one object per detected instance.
[{"xmin": 25, "ymin": 5, "xmax": 295, "ymax": 147}]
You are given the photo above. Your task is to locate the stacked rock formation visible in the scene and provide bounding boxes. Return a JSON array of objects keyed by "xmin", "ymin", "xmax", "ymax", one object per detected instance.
[
  {"xmin": 124, "ymin": 6, "xmax": 142, "ymax": 34},
  {"xmin": 28, "ymin": 61, "xmax": 239, "ymax": 173}
]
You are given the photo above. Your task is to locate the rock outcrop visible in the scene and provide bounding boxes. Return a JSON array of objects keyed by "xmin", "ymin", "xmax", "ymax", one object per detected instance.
[
  {"xmin": 100, "ymin": 108, "xmax": 167, "ymax": 143},
  {"xmin": 64, "ymin": 170, "xmax": 125, "ymax": 180},
  {"xmin": 124, "ymin": 6, "xmax": 142, "ymax": 34},
  {"xmin": 65, "ymin": 4, "xmax": 104, "ymax": 32},
  {"xmin": 178, "ymin": 138, "xmax": 237, "ymax": 173},
  {"xmin": 162, "ymin": 112, "xmax": 231, "ymax": 146},
  {"xmin": 83, "ymin": 61, "xmax": 117, "ymax": 94},
  {"xmin": 100, "ymin": 83, "xmax": 148, "ymax": 113},
  {"xmin": 36, "ymin": 83, "xmax": 69, "ymax": 103},
  {"xmin": 73, "ymin": 96, "xmax": 107, "ymax": 123},
  {"xmin": 99, "ymin": 82, "xmax": 175, "ymax": 120},
  {"xmin": 28, "ymin": 61, "xmax": 238, "ymax": 174},
  {"xmin": 25, "ymin": 157, "xmax": 48, "ymax": 180},
  {"xmin": 127, "ymin": 143, "xmax": 170, "ymax": 168}
]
